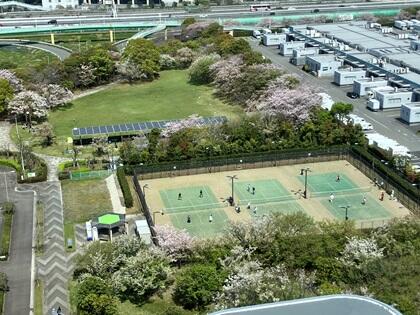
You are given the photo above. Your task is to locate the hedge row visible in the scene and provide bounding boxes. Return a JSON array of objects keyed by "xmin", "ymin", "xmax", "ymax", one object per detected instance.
[
  {"xmin": 117, "ymin": 167, "xmax": 134, "ymax": 208},
  {"xmin": 0, "ymin": 152, "xmax": 47, "ymax": 183}
]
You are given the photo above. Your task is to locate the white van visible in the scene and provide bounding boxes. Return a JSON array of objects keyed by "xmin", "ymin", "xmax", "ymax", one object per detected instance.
[{"xmin": 253, "ymin": 30, "xmax": 262, "ymax": 39}]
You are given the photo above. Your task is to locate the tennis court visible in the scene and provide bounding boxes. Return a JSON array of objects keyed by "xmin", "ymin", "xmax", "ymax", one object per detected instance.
[
  {"xmin": 142, "ymin": 160, "xmax": 411, "ymax": 238},
  {"xmin": 321, "ymin": 195, "xmax": 391, "ymax": 221}
]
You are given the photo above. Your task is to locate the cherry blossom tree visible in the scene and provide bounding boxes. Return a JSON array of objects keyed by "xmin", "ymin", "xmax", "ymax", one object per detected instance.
[
  {"xmin": 210, "ymin": 55, "xmax": 244, "ymax": 96},
  {"xmin": 340, "ymin": 236, "xmax": 384, "ymax": 268},
  {"xmin": 117, "ymin": 60, "xmax": 146, "ymax": 82},
  {"xmin": 40, "ymin": 84, "xmax": 73, "ymax": 108},
  {"xmin": 159, "ymin": 54, "xmax": 177, "ymax": 70},
  {"xmin": 8, "ymin": 91, "xmax": 49, "ymax": 124},
  {"xmin": 78, "ymin": 63, "xmax": 97, "ymax": 87},
  {"xmin": 154, "ymin": 224, "xmax": 195, "ymax": 263},
  {"xmin": 161, "ymin": 114, "xmax": 203, "ymax": 138},
  {"xmin": 175, "ymin": 47, "xmax": 195, "ymax": 69},
  {"xmin": 0, "ymin": 69, "xmax": 23, "ymax": 92}
]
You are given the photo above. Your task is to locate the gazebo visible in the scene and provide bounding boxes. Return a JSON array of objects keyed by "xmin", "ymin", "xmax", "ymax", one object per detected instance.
[{"xmin": 91, "ymin": 213, "xmax": 126, "ymax": 241}]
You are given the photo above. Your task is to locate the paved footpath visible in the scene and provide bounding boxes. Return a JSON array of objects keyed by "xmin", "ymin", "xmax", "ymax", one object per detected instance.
[{"xmin": 36, "ymin": 182, "xmax": 71, "ymax": 315}]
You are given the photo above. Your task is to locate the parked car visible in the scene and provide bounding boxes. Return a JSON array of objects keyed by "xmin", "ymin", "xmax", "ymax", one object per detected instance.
[
  {"xmin": 47, "ymin": 19, "xmax": 58, "ymax": 25},
  {"xmin": 346, "ymin": 91, "xmax": 359, "ymax": 99}
]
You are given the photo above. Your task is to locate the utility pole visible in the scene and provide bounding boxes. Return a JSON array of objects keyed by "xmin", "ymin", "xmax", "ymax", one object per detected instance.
[
  {"xmin": 15, "ymin": 116, "xmax": 25, "ymax": 177},
  {"xmin": 300, "ymin": 167, "xmax": 311, "ymax": 199},
  {"xmin": 340, "ymin": 205, "xmax": 351, "ymax": 221},
  {"xmin": 227, "ymin": 175, "xmax": 238, "ymax": 205}
]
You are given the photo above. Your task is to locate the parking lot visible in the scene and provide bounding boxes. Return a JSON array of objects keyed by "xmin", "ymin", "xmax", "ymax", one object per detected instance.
[{"xmin": 247, "ymin": 39, "xmax": 420, "ymax": 154}]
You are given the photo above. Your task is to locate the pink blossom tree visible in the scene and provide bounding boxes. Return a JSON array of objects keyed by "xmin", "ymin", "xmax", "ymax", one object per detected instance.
[
  {"xmin": 153, "ymin": 224, "xmax": 195, "ymax": 263},
  {"xmin": 161, "ymin": 114, "xmax": 203, "ymax": 138},
  {"xmin": 40, "ymin": 84, "xmax": 73, "ymax": 108},
  {"xmin": 0, "ymin": 69, "xmax": 23, "ymax": 92},
  {"xmin": 8, "ymin": 91, "xmax": 49, "ymax": 123}
]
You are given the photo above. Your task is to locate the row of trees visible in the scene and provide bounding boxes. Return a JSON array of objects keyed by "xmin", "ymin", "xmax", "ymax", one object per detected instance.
[{"xmin": 74, "ymin": 214, "xmax": 420, "ymax": 314}]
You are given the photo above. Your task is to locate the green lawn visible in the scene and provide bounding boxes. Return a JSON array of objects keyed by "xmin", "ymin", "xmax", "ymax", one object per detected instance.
[
  {"xmin": 62, "ymin": 179, "xmax": 112, "ymax": 223},
  {"xmin": 50, "ymin": 70, "xmax": 243, "ymax": 138},
  {"xmin": 64, "ymin": 222, "xmax": 76, "ymax": 253},
  {"xmin": 0, "ymin": 46, "xmax": 57, "ymax": 70},
  {"xmin": 0, "ymin": 211, "xmax": 13, "ymax": 257},
  {"xmin": 34, "ymin": 279, "xmax": 43, "ymax": 315}
]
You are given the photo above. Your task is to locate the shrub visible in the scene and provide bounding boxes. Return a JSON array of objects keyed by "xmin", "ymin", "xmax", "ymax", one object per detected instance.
[
  {"xmin": 117, "ymin": 167, "xmax": 134, "ymax": 208},
  {"xmin": 173, "ymin": 264, "xmax": 226, "ymax": 310},
  {"xmin": 188, "ymin": 54, "xmax": 220, "ymax": 85}
]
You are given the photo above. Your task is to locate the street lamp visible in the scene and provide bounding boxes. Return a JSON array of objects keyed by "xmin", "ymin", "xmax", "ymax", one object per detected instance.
[
  {"xmin": 300, "ymin": 167, "xmax": 311, "ymax": 199},
  {"xmin": 152, "ymin": 210, "xmax": 164, "ymax": 223},
  {"xmin": 227, "ymin": 175, "xmax": 238, "ymax": 205},
  {"xmin": 340, "ymin": 205, "xmax": 351, "ymax": 221}
]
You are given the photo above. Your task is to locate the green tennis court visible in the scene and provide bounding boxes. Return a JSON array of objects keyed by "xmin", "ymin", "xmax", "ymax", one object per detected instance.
[
  {"xmin": 169, "ymin": 208, "xmax": 229, "ymax": 238},
  {"xmin": 160, "ymin": 185, "xmax": 222, "ymax": 213},
  {"xmin": 300, "ymin": 173, "xmax": 359, "ymax": 193},
  {"xmin": 235, "ymin": 179, "xmax": 293, "ymax": 205},
  {"xmin": 321, "ymin": 195, "xmax": 391, "ymax": 221},
  {"xmin": 160, "ymin": 185, "xmax": 229, "ymax": 238},
  {"xmin": 247, "ymin": 201, "xmax": 305, "ymax": 218}
]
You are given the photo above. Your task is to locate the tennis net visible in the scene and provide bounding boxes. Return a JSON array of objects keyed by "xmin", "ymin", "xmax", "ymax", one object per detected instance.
[
  {"xmin": 237, "ymin": 195, "xmax": 298, "ymax": 206},
  {"xmin": 310, "ymin": 186, "xmax": 372, "ymax": 198},
  {"xmin": 162, "ymin": 202, "xmax": 225, "ymax": 214}
]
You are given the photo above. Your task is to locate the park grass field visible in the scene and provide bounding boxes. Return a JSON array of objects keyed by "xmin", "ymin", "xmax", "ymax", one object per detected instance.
[
  {"xmin": 0, "ymin": 46, "xmax": 57, "ymax": 70},
  {"xmin": 142, "ymin": 160, "xmax": 412, "ymax": 238},
  {"xmin": 50, "ymin": 70, "xmax": 243, "ymax": 138}
]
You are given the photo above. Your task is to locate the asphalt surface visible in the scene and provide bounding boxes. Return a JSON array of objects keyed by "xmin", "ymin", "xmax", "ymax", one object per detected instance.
[
  {"xmin": 248, "ymin": 39, "xmax": 420, "ymax": 152},
  {"xmin": 0, "ymin": 40, "xmax": 71, "ymax": 60},
  {"xmin": 0, "ymin": 167, "xmax": 35, "ymax": 315}
]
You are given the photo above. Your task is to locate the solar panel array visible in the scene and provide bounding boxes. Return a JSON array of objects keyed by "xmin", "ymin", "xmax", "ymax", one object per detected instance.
[{"xmin": 72, "ymin": 116, "xmax": 226, "ymax": 138}]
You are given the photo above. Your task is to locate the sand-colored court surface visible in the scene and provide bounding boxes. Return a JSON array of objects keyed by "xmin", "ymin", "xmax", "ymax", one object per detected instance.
[{"xmin": 140, "ymin": 160, "xmax": 411, "ymax": 238}]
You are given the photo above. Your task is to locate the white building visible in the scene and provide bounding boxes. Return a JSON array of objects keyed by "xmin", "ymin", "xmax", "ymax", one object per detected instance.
[
  {"xmin": 373, "ymin": 87, "xmax": 413, "ymax": 109},
  {"xmin": 135, "ymin": 220, "xmax": 152, "ymax": 245},
  {"xmin": 352, "ymin": 77, "xmax": 388, "ymax": 96},
  {"xmin": 262, "ymin": 33, "xmax": 287, "ymax": 46},
  {"xmin": 290, "ymin": 47, "xmax": 319, "ymax": 66},
  {"xmin": 394, "ymin": 20, "xmax": 407, "ymax": 30},
  {"xmin": 365, "ymin": 133, "xmax": 410, "ymax": 157},
  {"xmin": 305, "ymin": 54, "xmax": 342, "ymax": 77},
  {"xmin": 334, "ymin": 68, "xmax": 366, "ymax": 86},
  {"xmin": 400, "ymin": 102, "xmax": 420, "ymax": 124},
  {"xmin": 42, "ymin": 0, "xmax": 78, "ymax": 10},
  {"xmin": 279, "ymin": 41, "xmax": 305, "ymax": 56},
  {"xmin": 411, "ymin": 40, "xmax": 420, "ymax": 51}
]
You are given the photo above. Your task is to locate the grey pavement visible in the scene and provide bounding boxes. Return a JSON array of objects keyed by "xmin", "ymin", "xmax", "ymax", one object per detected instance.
[
  {"xmin": 0, "ymin": 167, "xmax": 35, "ymax": 315},
  {"xmin": 0, "ymin": 40, "xmax": 71, "ymax": 60},
  {"xmin": 248, "ymin": 39, "xmax": 420, "ymax": 152},
  {"xmin": 37, "ymin": 182, "xmax": 71, "ymax": 315},
  {"xmin": 0, "ymin": 121, "xmax": 17, "ymax": 152}
]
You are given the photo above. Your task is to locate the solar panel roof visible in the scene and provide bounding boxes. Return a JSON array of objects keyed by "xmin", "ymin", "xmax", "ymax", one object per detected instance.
[{"xmin": 72, "ymin": 116, "xmax": 227, "ymax": 138}]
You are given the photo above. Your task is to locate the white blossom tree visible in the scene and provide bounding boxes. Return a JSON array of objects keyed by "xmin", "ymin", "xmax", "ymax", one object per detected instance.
[
  {"xmin": 40, "ymin": 84, "xmax": 73, "ymax": 108},
  {"xmin": 78, "ymin": 63, "xmax": 97, "ymax": 87},
  {"xmin": 340, "ymin": 236, "xmax": 384, "ymax": 268},
  {"xmin": 154, "ymin": 224, "xmax": 195, "ymax": 263},
  {"xmin": 161, "ymin": 114, "xmax": 203, "ymax": 138},
  {"xmin": 175, "ymin": 47, "xmax": 195, "ymax": 69},
  {"xmin": 0, "ymin": 69, "xmax": 23, "ymax": 92},
  {"xmin": 111, "ymin": 249, "xmax": 171, "ymax": 303},
  {"xmin": 117, "ymin": 59, "xmax": 146, "ymax": 82},
  {"xmin": 8, "ymin": 91, "xmax": 49, "ymax": 125},
  {"xmin": 159, "ymin": 54, "xmax": 177, "ymax": 70}
]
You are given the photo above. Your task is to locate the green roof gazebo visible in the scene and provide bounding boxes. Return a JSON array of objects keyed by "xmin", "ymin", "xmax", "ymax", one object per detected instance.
[{"xmin": 92, "ymin": 213, "xmax": 126, "ymax": 241}]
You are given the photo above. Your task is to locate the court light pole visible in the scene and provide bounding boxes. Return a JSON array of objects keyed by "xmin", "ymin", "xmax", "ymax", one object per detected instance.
[
  {"xmin": 152, "ymin": 210, "xmax": 164, "ymax": 223},
  {"xmin": 143, "ymin": 184, "xmax": 150, "ymax": 199},
  {"xmin": 227, "ymin": 175, "xmax": 238, "ymax": 205},
  {"xmin": 300, "ymin": 168, "xmax": 311, "ymax": 199},
  {"xmin": 340, "ymin": 205, "xmax": 351, "ymax": 221}
]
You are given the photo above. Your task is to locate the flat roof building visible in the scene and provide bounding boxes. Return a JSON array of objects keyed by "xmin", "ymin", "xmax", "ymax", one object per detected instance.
[
  {"xmin": 373, "ymin": 87, "xmax": 413, "ymax": 109},
  {"xmin": 334, "ymin": 68, "xmax": 366, "ymax": 86},
  {"xmin": 210, "ymin": 295, "xmax": 403, "ymax": 315},
  {"xmin": 353, "ymin": 77, "xmax": 388, "ymax": 96},
  {"xmin": 290, "ymin": 47, "xmax": 319, "ymax": 66},
  {"xmin": 262, "ymin": 33, "xmax": 287, "ymax": 46},
  {"xmin": 305, "ymin": 54, "xmax": 342, "ymax": 77},
  {"xmin": 279, "ymin": 41, "xmax": 305, "ymax": 56},
  {"xmin": 401, "ymin": 102, "xmax": 420, "ymax": 124}
]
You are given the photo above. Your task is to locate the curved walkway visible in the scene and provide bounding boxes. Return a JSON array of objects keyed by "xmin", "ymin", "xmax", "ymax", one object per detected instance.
[{"xmin": 0, "ymin": 40, "xmax": 71, "ymax": 60}]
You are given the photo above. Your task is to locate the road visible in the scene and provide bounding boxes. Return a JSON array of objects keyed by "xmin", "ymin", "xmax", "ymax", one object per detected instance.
[
  {"xmin": 0, "ymin": 167, "xmax": 35, "ymax": 315},
  {"xmin": 248, "ymin": 40, "xmax": 420, "ymax": 152},
  {"xmin": 0, "ymin": 0, "xmax": 419, "ymax": 27},
  {"xmin": 0, "ymin": 39, "xmax": 71, "ymax": 60}
]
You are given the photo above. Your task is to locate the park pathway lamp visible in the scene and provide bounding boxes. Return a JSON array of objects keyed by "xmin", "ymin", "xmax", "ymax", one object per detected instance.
[
  {"xmin": 300, "ymin": 168, "xmax": 311, "ymax": 199},
  {"xmin": 227, "ymin": 175, "xmax": 238, "ymax": 205},
  {"xmin": 340, "ymin": 205, "xmax": 351, "ymax": 221}
]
